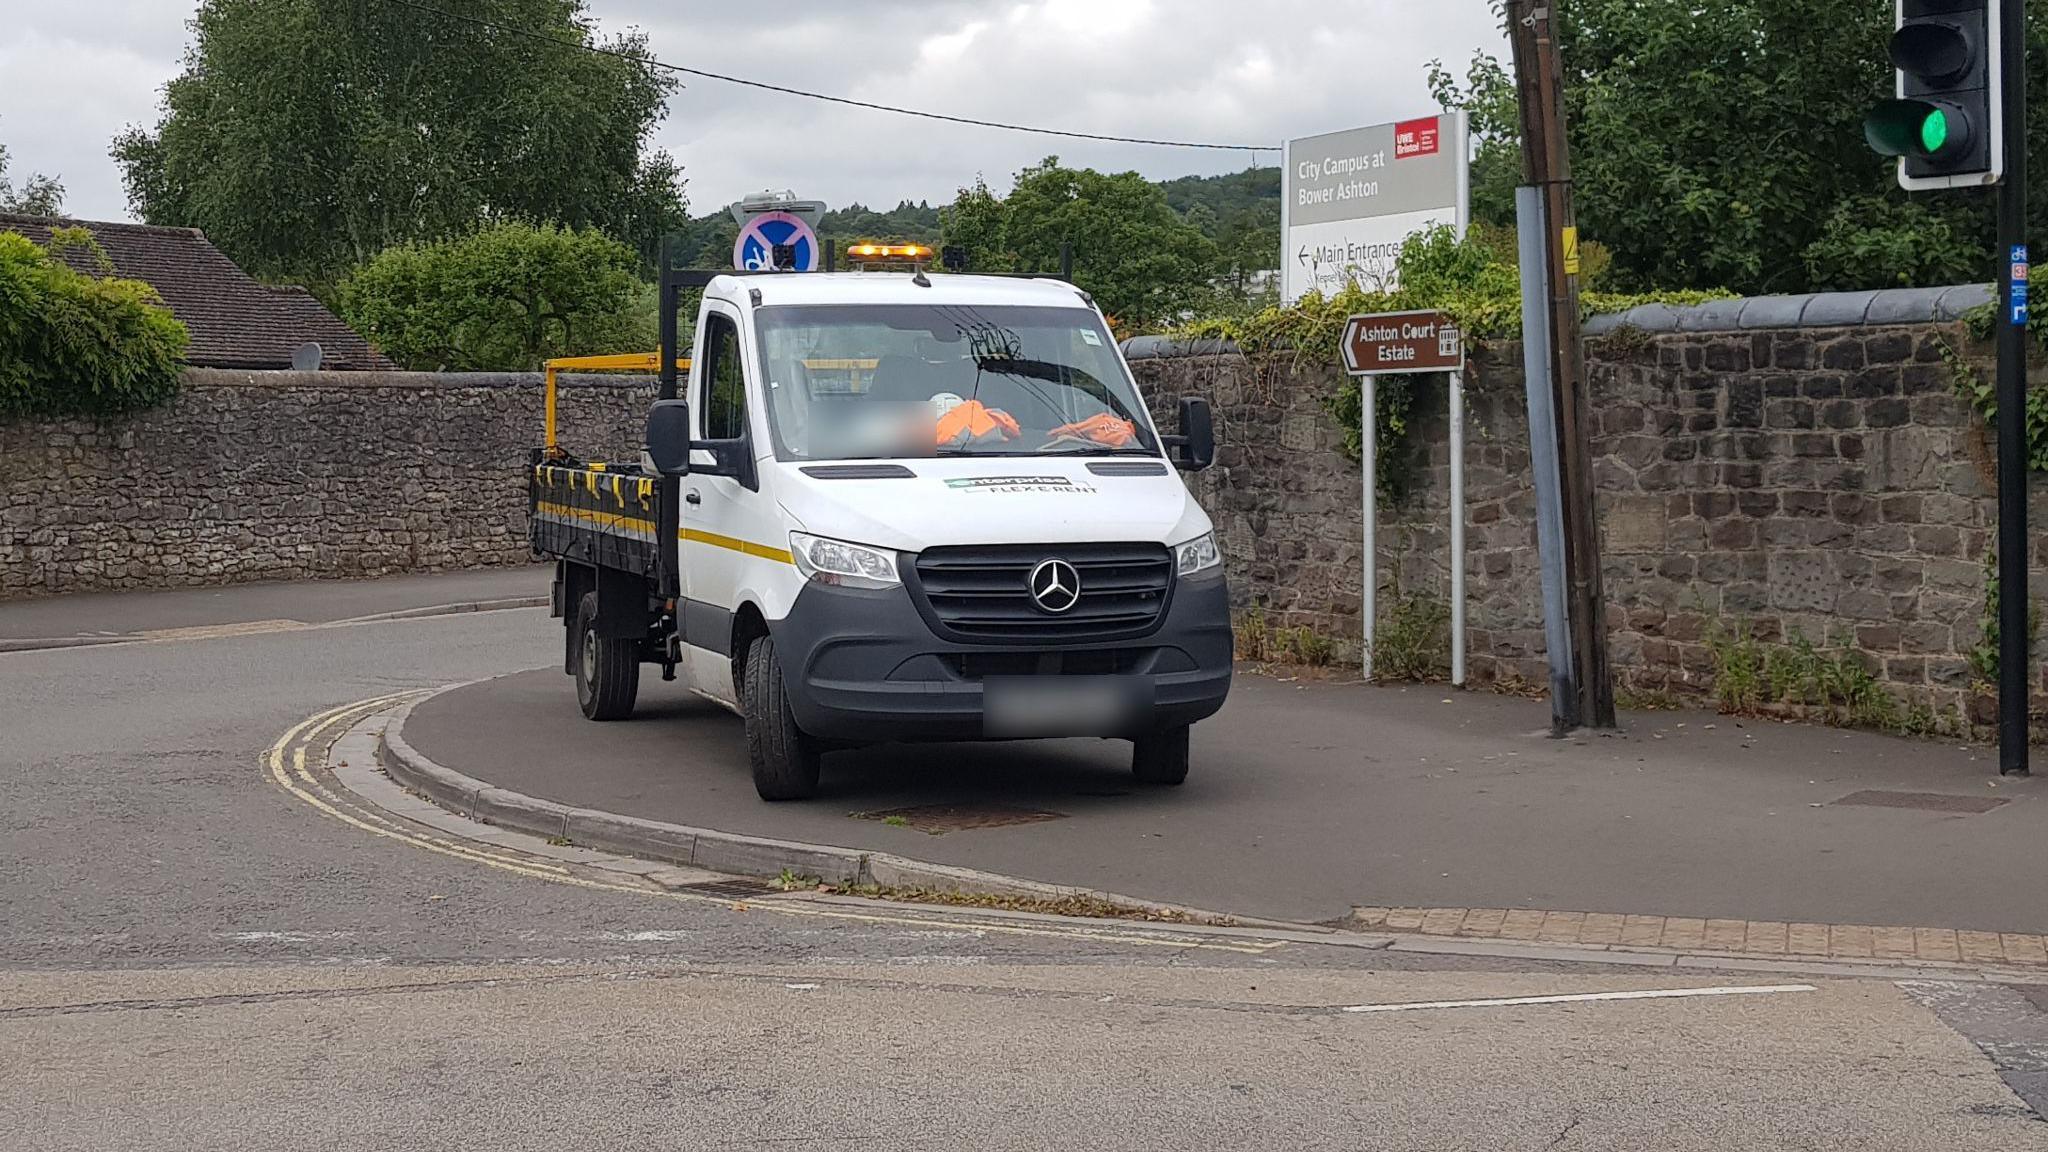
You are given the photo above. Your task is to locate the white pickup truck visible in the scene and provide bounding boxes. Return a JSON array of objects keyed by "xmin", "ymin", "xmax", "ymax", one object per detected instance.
[{"xmin": 531, "ymin": 264, "xmax": 1231, "ymax": 800}]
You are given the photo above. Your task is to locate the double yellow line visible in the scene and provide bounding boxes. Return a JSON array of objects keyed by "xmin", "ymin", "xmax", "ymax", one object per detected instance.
[{"xmin": 265, "ymin": 697, "xmax": 1283, "ymax": 954}]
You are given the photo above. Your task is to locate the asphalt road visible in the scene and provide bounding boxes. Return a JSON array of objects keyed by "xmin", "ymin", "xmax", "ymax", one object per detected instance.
[
  {"xmin": 407, "ymin": 666, "xmax": 2048, "ymax": 931},
  {"xmin": 5, "ymin": 572, "xmax": 2048, "ymax": 1148}
]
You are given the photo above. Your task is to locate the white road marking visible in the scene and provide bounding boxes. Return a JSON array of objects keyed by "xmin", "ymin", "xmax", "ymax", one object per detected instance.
[
  {"xmin": 608, "ymin": 930, "xmax": 694, "ymax": 942},
  {"xmin": 1339, "ymin": 983, "xmax": 1817, "ymax": 1014},
  {"xmin": 224, "ymin": 931, "xmax": 356, "ymax": 943},
  {"xmin": 785, "ymin": 983, "xmax": 821, "ymax": 991}
]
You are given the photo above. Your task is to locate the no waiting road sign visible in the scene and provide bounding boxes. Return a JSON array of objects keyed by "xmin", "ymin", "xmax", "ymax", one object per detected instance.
[
  {"xmin": 1341, "ymin": 310, "xmax": 1464, "ymax": 376},
  {"xmin": 732, "ymin": 211, "xmax": 821, "ymax": 272}
]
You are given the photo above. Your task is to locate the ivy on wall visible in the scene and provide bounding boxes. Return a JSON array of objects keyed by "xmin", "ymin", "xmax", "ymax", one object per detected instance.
[
  {"xmin": 1177, "ymin": 224, "xmax": 1729, "ymax": 499},
  {"xmin": 1951, "ymin": 302, "xmax": 2048, "ymax": 474}
]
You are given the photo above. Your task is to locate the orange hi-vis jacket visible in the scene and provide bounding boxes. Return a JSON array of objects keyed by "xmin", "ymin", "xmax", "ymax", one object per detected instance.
[
  {"xmin": 935, "ymin": 400, "xmax": 1022, "ymax": 447},
  {"xmin": 1048, "ymin": 413, "xmax": 1137, "ymax": 448}
]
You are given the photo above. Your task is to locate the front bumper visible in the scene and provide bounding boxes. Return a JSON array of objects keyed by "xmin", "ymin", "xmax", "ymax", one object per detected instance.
[{"xmin": 769, "ymin": 572, "xmax": 1233, "ymax": 743}]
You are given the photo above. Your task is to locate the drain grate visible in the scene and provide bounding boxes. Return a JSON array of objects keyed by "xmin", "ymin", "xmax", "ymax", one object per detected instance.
[
  {"xmin": 1831, "ymin": 790, "xmax": 2009, "ymax": 815},
  {"xmin": 858, "ymin": 804, "xmax": 1067, "ymax": 834},
  {"xmin": 672, "ymin": 878, "xmax": 784, "ymax": 899}
]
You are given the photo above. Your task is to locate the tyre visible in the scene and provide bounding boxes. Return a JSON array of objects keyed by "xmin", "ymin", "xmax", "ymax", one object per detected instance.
[
  {"xmin": 743, "ymin": 634, "xmax": 822, "ymax": 801},
  {"xmin": 573, "ymin": 591, "xmax": 640, "ymax": 721},
  {"xmin": 1131, "ymin": 724, "xmax": 1191, "ymax": 786}
]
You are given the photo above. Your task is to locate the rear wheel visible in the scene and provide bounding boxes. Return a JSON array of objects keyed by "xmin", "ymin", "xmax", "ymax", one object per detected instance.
[
  {"xmin": 1131, "ymin": 724, "xmax": 1191, "ymax": 786},
  {"xmin": 743, "ymin": 634, "xmax": 821, "ymax": 801},
  {"xmin": 573, "ymin": 591, "xmax": 640, "ymax": 721}
]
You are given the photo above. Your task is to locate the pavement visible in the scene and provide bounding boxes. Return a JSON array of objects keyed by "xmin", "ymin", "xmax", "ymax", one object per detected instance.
[
  {"xmin": 403, "ymin": 667, "xmax": 2048, "ymax": 935},
  {"xmin": 0, "ymin": 565, "xmax": 550, "ymax": 648},
  {"xmin": 8, "ymin": 568, "xmax": 2048, "ymax": 1148}
]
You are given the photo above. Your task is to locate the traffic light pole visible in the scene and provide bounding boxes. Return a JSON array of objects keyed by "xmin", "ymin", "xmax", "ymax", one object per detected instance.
[{"xmin": 1997, "ymin": 0, "xmax": 2030, "ymax": 776}]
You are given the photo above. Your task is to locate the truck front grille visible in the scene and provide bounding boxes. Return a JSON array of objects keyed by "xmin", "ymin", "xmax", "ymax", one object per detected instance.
[{"xmin": 908, "ymin": 543, "xmax": 1173, "ymax": 643}]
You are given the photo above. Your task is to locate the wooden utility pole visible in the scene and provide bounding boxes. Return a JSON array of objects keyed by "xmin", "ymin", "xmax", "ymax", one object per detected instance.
[{"xmin": 1508, "ymin": 0, "xmax": 1616, "ymax": 729}]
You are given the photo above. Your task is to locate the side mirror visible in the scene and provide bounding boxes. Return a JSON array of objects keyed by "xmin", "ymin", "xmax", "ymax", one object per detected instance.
[
  {"xmin": 646, "ymin": 399, "xmax": 692, "ymax": 477},
  {"xmin": 1174, "ymin": 396, "xmax": 1215, "ymax": 472}
]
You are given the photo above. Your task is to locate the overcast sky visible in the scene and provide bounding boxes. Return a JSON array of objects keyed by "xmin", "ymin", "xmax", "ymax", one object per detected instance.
[{"xmin": 0, "ymin": 1, "xmax": 1507, "ymax": 224}]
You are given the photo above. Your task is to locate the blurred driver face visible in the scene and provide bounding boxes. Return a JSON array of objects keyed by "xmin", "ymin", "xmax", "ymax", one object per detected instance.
[{"xmin": 808, "ymin": 400, "xmax": 937, "ymax": 459}]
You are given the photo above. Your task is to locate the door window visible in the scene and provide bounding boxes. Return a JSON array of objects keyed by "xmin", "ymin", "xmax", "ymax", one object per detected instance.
[{"xmin": 700, "ymin": 312, "xmax": 748, "ymax": 442}]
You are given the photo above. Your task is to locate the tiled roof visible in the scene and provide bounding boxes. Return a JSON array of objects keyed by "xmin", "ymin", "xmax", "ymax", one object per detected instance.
[{"xmin": 0, "ymin": 214, "xmax": 394, "ymax": 371}]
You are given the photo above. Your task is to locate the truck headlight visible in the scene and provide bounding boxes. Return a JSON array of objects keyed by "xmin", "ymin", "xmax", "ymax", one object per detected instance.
[
  {"xmin": 789, "ymin": 532, "xmax": 901, "ymax": 590},
  {"xmin": 1174, "ymin": 532, "xmax": 1223, "ymax": 578}
]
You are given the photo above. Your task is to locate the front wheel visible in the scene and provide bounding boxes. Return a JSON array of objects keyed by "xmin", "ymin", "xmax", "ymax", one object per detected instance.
[
  {"xmin": 1131, "ymin": 724, "xmax": 1191, "ymax": 786},
  {"xmin": 742, "ymin": 634, "xmax": 822, "ymax": 801},
  {"xmin": 573, "ymin": 591, "xmax": 640, "ymax": 721}
]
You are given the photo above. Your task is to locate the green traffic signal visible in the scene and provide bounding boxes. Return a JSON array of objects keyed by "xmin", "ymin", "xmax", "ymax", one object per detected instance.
[
  {"xmin": 1920, "ymin": 108, "xmax": 1949, "ymax": 153},
  {"xmin": 1871, "ymin": 4, "xmax": 1999, "ymax": 189},
  {"xmin": 1865, "ymin": 98, "xmax": 1967, "ymax": 160}
]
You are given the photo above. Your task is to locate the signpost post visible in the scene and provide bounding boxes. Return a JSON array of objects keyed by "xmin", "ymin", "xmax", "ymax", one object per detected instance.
[
  {"xmin": 1281, "ymin": 114, "xmax": 1470, "ymax": 303},
  {"xmin": 1342, "ymin": 310, "xmax": 1468, "ymax": 683}
]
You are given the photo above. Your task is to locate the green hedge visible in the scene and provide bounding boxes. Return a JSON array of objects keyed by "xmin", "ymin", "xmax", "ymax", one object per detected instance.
[{"xmin": 0, "ymin": 229, "xmax": 188, "ymax": 419}]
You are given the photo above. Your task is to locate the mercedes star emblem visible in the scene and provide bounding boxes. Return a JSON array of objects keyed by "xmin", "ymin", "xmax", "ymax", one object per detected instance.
[{"xmin": 1027, "ymin": 558, "xmax": 1082, "ymax": 614}]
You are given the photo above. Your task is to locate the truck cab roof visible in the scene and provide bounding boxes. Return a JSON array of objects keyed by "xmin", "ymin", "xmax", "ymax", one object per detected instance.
[{"xmin": 708, "ymin": 272, "xmax": 1092, "ymax": 311}]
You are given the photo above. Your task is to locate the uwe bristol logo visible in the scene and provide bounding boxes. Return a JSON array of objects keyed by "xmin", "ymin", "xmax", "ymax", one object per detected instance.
[{"xmin": 1394, "ymin": 117, "xmax": 1441, "ymax": 160}]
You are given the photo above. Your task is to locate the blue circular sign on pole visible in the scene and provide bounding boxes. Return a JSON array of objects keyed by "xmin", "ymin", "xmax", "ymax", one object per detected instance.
[{"xmin": 732, "ymin": 211, "xmax": 820, "ymax": 272}]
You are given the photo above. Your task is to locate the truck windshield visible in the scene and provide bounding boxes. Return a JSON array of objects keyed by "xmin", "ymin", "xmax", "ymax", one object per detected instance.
[{"xmin": 754, "ymin": 304, "xmax": 1163, "ymax": 461}]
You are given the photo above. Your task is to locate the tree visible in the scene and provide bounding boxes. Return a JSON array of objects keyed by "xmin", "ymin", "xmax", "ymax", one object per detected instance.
[
  {"xmin": 937, "ymin": 176, "xmax": 1013, "ymax": 274},
  {"xmin": 941, "ymin": 159, "xmax": 1218, "ymax": 330},
  {"xmin": 113, "ymin": 0, "xmax": 687, "ymax": 286},
  {"xmin": 1426, "ymin": 51, "xmax": 1518, "ymax": 234},
  {"xmin": 0, "ymin": 141, "xmax": 64, "ymax": 217},
  {"xmin": 1428, "ymin": 1, "xmax": 2034, "ymax": 297},
  {"xmin": 1558, "ymin": 0, "xmax": 1981, "ymax": 295},
  {"xmin": 338, "ymin": 222, "xmax": 650, "ymax": 371}
]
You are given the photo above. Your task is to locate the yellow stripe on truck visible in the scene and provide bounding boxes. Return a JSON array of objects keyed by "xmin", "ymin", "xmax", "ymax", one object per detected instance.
[
  {"xmin": 534, "ymin": 501, "xmax": 792, "ymax": 564},
  {"xmin": 682, "ymin": 527, "xmax": 794, "ymax": 564}
]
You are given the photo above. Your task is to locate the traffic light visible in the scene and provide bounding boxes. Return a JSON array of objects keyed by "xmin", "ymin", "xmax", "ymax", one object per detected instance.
[{"xmin": 1865, "ymin": 0, "xmax": 2004, "ymax": 190}]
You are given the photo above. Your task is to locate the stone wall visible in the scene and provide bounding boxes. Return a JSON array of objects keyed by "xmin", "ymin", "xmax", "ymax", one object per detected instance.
[
  {"xmin": 0, "ymin": 368, "xmax": 652, "ymax": 598},
  {"xmin": 1129, "ymin": 300, "xmax": 2045, "ymax": 728},
  {"xmin": 5, "ymin": 304, "xmax": 2040, "ymax": 729}
]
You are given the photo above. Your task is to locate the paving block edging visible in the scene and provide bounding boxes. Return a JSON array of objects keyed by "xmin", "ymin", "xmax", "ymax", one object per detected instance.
[{"xmin": 376, "ymin": 695, "xmax": 1250, "ymax": 923}]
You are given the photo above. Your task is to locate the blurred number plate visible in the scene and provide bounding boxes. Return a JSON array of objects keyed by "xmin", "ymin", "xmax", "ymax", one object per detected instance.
[{"xmin": 983, "ymin": 676, "xmax": 1153, "ymax": 737}]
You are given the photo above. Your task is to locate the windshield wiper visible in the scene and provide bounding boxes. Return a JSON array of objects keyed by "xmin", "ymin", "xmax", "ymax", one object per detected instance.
[
  {"xmin": 1034, "ymin": 443, "xmax": 1158, "ymax": 456},
  {"xmin": 933, "ymin": 446, "xmax": 1158, "ymax": 459}
]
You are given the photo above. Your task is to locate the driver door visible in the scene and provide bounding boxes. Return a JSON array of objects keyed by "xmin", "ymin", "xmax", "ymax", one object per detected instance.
[{"xmin": 680, "ymin": 303, "xmax": 765, "ymax": 707}]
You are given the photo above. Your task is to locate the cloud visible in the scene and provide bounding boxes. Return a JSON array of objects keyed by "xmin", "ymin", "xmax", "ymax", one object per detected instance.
[
  {"xmin": 0, "ymin": 0, "xmax": 1506, "ymax": 227},
  {"xmin": 0, "ymin": 10, "xmax": 189, "ymax": 221}
]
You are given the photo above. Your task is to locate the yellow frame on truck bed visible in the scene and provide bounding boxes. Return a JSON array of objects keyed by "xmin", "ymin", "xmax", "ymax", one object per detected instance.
[
  {"xmin": 542, "ymin": 352, "xmax": 690, "ymax": 459},
  {"xmin": 542, "ymin": 352, "xmax": 883, "ymax": 459}
]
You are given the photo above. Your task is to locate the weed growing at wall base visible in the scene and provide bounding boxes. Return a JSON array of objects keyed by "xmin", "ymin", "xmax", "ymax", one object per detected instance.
[
  {"xmin": 1233, "ymin": 609, "xmax": 1338, "ymax": 669},
  {"xmin": 1368, "ymin": 593, "xmax": 1451, "ymax": 684},
  {"xmin": 1706, "ymin": 622, "xmax": 1908, "ymax": 735}
]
